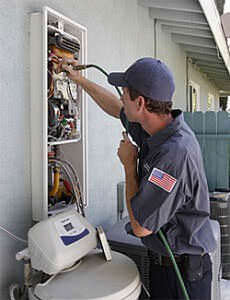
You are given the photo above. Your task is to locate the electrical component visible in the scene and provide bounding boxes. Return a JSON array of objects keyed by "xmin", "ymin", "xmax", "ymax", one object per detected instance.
[
  {"xmin": 47, "ymin": 28, "xmax": 81, "ymax": 142},
  {"xmin": 48, "ymin": 26, "xmax": 80, "ymax": 59},
  {"xmin": 30, "ymin": 6, "xmax": 88, "ymax": 223},
  {"xmin": 48, "ymin": 145, "xmax": 84, "ymax": 216},
  {"xmin": 44, "ymin": 13, "xmax": 85, "ymax": 217}
]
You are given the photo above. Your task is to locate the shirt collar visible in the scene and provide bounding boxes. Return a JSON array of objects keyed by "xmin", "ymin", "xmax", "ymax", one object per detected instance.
[{"xmin": 146, "ymin": 109, "xmax": 184, "ymax": 150}]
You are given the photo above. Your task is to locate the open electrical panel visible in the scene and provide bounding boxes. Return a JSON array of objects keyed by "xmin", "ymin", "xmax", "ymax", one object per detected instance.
[{"xmin": 30, "ymin": 7, "xmax": 88, "ymax": 221}]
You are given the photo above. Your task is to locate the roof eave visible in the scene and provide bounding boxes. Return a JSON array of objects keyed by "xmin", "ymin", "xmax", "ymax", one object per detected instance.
[{"xmin": 198, "ymin": 0, "xmax": 230, "ymax": 75}]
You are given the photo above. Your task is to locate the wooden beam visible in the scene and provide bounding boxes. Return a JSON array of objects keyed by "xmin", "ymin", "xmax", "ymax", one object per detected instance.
[
  {"xmin": 183, "ymin": 46, "xmax": 217, "ymax": 56},
  {"xmin": 162, "ymin": 24, "xmax": 213, "ymax": 39},
  {"xmin": 186, "ymin": 52, "xmax": 222, "ymax": 62},
  {"xmin": 204, "ymin": 73, "xmax": 230, "ymax": 80},
  {"xmin": 139, "ymin": 0, "xmax": 202, "ymax": 13},
  {"xmin": 158, "ymin": 20, "xmax": 210, "ymax": 31},
  {"xmin": 194, "ymin": 60, "xmax": 226, "ymax": 70},
  {"xmin": 150, "ymin": 8, "xmax": 208, "ymax": 25},
  {"xmin": 172, "ymin": 33, "xmax": 216, "ymax": 48}
]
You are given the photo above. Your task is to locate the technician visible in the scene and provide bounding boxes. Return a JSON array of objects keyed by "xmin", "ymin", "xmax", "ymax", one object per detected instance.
[{"xmin": 62, "ymin": 57, "xmax": 217, "ymax": 300}]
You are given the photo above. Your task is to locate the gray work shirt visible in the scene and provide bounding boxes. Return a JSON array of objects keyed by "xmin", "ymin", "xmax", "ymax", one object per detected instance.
[{"xmin": 120, "ymin": 108, "xmax": 217, "ymax": 255}]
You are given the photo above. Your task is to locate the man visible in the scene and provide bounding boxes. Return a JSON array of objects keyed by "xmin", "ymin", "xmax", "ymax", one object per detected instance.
[{"xmin": 62, "ymin": 57, "xmax": 216, "ymax": 300}]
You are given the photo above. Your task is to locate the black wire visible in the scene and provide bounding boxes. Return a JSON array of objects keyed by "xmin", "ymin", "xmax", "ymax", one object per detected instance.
[
  {"xmin": 84, "ymin": 64, "xmax": 129, "ymax": 132},
  {"xmin": 67, "ymin": 80, "xmax": 75, "ymax": 101},
  {"xmin": 85, "ymin": 64, "xmax": 122, "ymax": 97}
]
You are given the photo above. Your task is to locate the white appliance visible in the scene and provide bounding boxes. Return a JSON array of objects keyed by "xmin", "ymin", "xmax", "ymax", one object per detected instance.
[
  {"xmin": 28, "ymin": 209, "xmax": 97, "ymax": 275},
  {"xmin": 17, "ymin": 209, "xmax": 141, "ymax": 300},
  {"xmin": 30, "ymin": 6, "xmax": 88, "ymax": 221}
]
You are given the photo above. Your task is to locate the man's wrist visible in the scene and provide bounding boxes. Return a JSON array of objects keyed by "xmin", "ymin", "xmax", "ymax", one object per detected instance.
[
  {"xmin": 72, "ymin": 74, "xmax": 84, "ymax": 84},
  {"xmin": 124, "ymin": 164, "xmax": 137, "ymax": 176}
]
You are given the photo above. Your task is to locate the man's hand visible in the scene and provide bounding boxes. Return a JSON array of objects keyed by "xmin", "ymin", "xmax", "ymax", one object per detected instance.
[
  {"xmin": 58, "ymin": 58, "xmax": 122, "ymax": 118},
  {"xmin": 118, "ymin": 132, "xmax": 152, "ymax": 238},
  {"xmin": 61, "ymin": 58, "xmax": 82, "ymax": 82},
  {"xmin": 117, "ymin": 132, "xmax": 138, "ymax": 171}
]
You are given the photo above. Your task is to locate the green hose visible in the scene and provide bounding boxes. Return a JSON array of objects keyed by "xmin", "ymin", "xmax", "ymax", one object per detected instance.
[
  {"xmin": 82, "ymin": 64, "xmax": 190, "ymax": 300},
  {"xmin": 158, "ymin": 229, "xmax": 190, "ymax": 300}
]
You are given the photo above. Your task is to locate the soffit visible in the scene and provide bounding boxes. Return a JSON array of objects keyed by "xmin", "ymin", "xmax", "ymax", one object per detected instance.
[{"xmin": 139, "ymin": 0, "xmax": 230, "ymax": 93}]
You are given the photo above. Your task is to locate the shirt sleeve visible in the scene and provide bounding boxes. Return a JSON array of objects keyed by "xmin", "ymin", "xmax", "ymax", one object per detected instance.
[{"xmin": 131, "ymin": 156, "xmax": 186, "ymax": 233}]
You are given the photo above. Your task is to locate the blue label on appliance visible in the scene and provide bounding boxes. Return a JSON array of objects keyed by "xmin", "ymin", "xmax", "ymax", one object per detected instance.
[{"xmin": 60, "ymin": 228, "xmax": 89, "ymax": 246}]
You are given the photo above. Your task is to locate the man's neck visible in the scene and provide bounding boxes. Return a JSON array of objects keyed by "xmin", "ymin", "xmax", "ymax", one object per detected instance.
[{"xmin": 141, "ymin": 113, "xmax": 173, "ymax": 136}]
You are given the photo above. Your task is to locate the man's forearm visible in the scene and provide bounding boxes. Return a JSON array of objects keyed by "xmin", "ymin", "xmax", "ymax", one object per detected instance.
[
  {"xmin": 125, "ymin": 166, "xmax": 152, "ymax": 237},
  {"xmin": 75, "ymin": 76, "xmax": 123, "ymax": 118}
]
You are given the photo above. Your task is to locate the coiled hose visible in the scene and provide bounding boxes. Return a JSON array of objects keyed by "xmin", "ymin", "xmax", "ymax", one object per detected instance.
[{"xmin": 76, "ymin": 63, "xmax": 190, "ymax": 300}]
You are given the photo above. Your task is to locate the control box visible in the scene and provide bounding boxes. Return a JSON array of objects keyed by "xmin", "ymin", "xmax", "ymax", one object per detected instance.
[
  {"xmin": 30, "ymin": 7, "xmax": 88, "ymax": 221},
  {"xmin": 28, "ymin": 209, "xmax": 97, "ymax": 275}
]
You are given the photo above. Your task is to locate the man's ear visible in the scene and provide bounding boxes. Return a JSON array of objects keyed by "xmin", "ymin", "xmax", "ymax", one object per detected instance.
[{"xmin": 136, "ymin": 96, "xmax": 145, "ymax": 112}]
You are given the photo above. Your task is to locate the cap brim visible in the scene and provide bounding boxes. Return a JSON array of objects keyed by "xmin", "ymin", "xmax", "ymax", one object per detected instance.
[{"xmin": 108, "ymin": 72, "xmax": 128, "ymax": 87}]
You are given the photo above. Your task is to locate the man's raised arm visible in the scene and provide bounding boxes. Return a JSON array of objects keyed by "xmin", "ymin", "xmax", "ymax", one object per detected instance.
[{"xmin": 62, "ymin": 60, "xmax": 123, "ymax": 118}]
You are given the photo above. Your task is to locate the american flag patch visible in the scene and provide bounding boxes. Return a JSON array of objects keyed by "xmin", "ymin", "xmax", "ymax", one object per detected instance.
[{"xmin": 148, "ymin": 168, "xmax": 177, "ymax": 193}]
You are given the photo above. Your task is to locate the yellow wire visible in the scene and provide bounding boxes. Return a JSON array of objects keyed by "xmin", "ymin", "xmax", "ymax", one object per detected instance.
[{"xmin": 49, "ymin": 168, "xmax": 60, "ymax": 197}]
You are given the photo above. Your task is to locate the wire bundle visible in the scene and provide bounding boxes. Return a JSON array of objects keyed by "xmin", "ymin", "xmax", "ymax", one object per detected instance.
[{"xmin": 48, "ymin": 158, "xmax": 85, "ymax": 216}]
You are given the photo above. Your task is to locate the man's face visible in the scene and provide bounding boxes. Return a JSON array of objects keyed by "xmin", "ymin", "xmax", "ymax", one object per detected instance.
[{"xmin": 121, "ymin": 87, "xmax": 137, "ymax": 122}]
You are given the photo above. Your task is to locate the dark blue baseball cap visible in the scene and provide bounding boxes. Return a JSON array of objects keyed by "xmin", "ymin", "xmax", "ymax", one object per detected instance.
[{"xmin": 108, "ymin": 57, "xmax": 175, "ymax": 102}]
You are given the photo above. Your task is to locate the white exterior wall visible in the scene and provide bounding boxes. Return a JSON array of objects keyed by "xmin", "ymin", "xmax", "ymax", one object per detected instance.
[
  {"xmin": 155, "ymin": 21, "xmax": 220, "ymax": 111},
  {"xmin": 188, "ymin": 62, "xmax": 220, "ymax": 111},
  {"xmin": 155, "ymin": 22, "xmax": 187, "ymax": 110},
  {"xmin": 0, "ymin": 1, "xmax": 154, "ymax": 298}
]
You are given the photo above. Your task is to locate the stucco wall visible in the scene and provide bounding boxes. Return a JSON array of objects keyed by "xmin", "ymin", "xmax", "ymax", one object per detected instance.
[
  {"xmin": 155, "ymin": 22, "xmax": 187, "ymax": 110},
  {"xmin": 188, "ymin": 62, "xmax": 220, "ymax": 111},
  {"xmin": 155, "ymin": 21, "xmax": 220, "ymax": 111},
  {"xmin": 0, "ymin": 1, "xmax": 154, "ymax": 298}
]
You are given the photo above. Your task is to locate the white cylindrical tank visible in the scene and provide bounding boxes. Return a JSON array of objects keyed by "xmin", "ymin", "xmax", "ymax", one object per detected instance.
[{"xmin": 29, "ymin": 250, "xmax": 141, "ymax": 300}]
